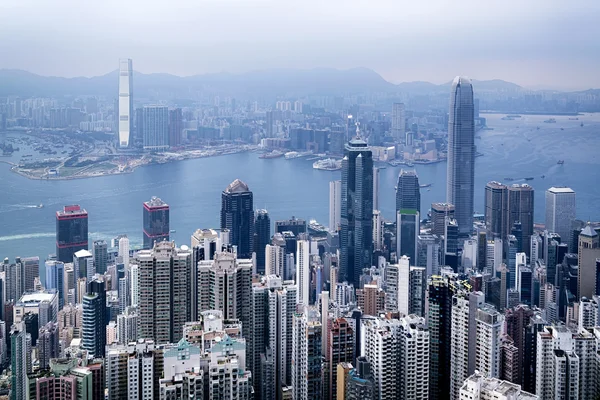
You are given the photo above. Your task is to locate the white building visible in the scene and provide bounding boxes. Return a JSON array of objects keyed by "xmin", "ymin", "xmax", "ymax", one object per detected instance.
[
  {"xmin": 459, "ymin": 372, "xmax": 538, "ymax": 400},
  {"xmin": 118, "ymin": 236, "xmax": 130, "ymax": 268},
  {"xmin": 475, "ymin": 304, "xmax": 504, "ymax": 379},
  {"xmin": 578, "ymin": 296, "xmax": 599, "ymax": 332},
  {"xmin": 485, "ymin": 239, "xmax": 503, "ymax": 276},
  {"xmin": 373, "ymin": 210, "xmax": 383, "ymax": 251},
  {"xmin": 118, "ymin": 58, "xmax": 133, "ymax": 147},
  {"xmin": 399, "ymin": 315, "xmax": 429, "ymax": 399},
  {"xmin": 265, "ymin": 243, "xmax": 285, "ymax": 277},
  {"xmin": 545, "ymin": 187, "xmax": 576, "ymax": 246},
  {"xmin": 292, "ymin": 307, "xmax": 322, "ymax": 400},
  {"xmin": 117, "ymin": 307, "xmax": 138, "ymax": 345},
  {"xmin": 14, "ymin": 290, "xmax": 58, "ymax": 325},
  {"xmin": 392, "ymin": 103, "xmax": 406, "ymax": 141},
  {"xmin": 130, "ymin": 263, "xmax": 139, "ymax": 307},
  {"xmin": 397, "ymin": 256, "xmax": 411, "ymax": 316},
  {"xmin": 296, "ymin": 239, "xmax": 310, "ymax": 306},
  {"xmin": 329, "ymin": 180, "xmax": 342, "ymax": 232},
  {"xmin": 462, "ymin": 239, "xmax": 477, "ymax": 271},
  {"xmin": 106, "ymin": 339, "xmax": 159, "ymax": 400}
]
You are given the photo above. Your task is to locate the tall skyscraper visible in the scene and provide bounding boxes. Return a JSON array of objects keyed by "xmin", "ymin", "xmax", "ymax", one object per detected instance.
[
  {"xmin": 296, "ymin": 238, "xmax": 311, "ymax": 306},
  {"xmin": 396, "ymin": 169, "xmax": 421, "ymax": 214},
  {"xmin": 431, "ymin": 203, "xmax": 455, "ymax": 237},
  {"xmin": 221, "ymin": 179, "xmax": 254, "ymax": 258},
  {"xmin": 327, "ymin": 318, "xmax": 354, "ymax": 400},
  {"xmin": 142, "ymin": 196, "xmax": 169, "ymax": 249},
  {"xmin": 397, "ymin": 210, "xmax": 420, "ymax": 263},
  {"xmin": 142, "ymin": 105, "xmax": 169, "ymax": 151},
  {"xmin": 484, "ymin": 181, "xmax": 508, "ymax": 239},
  {"xmin": 446, "ymin": 76, "xmax": 475, "ymax": 236},
  {"xmin": 341, "ymin": 138, "xmax": 373, "ymax": 287},
  {"xmin": 577, "ymin": 224, "xmax": 600, "ymax": 300},
  {"xmin": 56, "ymin": 205, "xmax": 88, "ymax": 263},
  {"xmin": 507, "ymin": 184, "xmax": 534, "ymax": 256},
  {"xmin": 373, "ymin": 167, "xmax": 380, "ymax": 210},
  {"xmin": 329, "ymin": 180, "xmax": 342, "ymax": 232},
  {"xmin": 168, "ymin": 108, "xmax": 183, "ymax": 147},
  {"xmin": 10, "ymin": 322, "xmax": 31, "ymax": 400},
  {"xmin": 44, "ymin": 260, "xmax": 65, "ymax": 310},
  {"xmin": 254, "ymin": 209, "xmax": 270, "ymax": 275},
  {"xmin": 82, "ymin": 278, "xmax": 106, "ymax": 358},
  {"xmin": 92, "ymin": 239, "xmax": 108, "ymax": 275},
  {"xmin": 136, "ymin": 241, "xmax": 192, "ymax": 343},
  {"xmin": 391, "ymin": 103, "xmax": 406, "ymax": 142},
  {"xmin": 545, "ymin": 187, "xmax": 576, "ymax": 249},
  {"xmin": 292, "ymin": 307, "xmax": 322, "ymax": 400},
  {"xmin": 118, "ymin": 58, "xmax": 133, "ymax": 148}
]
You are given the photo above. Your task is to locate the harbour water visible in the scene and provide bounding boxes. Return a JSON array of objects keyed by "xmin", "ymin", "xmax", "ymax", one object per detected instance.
[{"xmin": 1, "ymin": 113, "xmax": 599, "ymax": 261}]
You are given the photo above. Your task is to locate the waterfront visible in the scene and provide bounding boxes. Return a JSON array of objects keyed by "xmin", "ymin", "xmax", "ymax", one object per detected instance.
[{"xmin": 1, "ymin": 112, "xmax": 599, "ymax": 261}]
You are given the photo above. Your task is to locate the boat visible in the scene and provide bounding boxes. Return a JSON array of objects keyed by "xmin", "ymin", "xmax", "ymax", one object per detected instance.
[
  {"xmin": 568, "ymin": 117, "xmax": 579, "ymax": 120},
  {"xmin": 504, "ymin": 177, "xmax": 515, "ymax": 181},
  {"xmin": 524, "ymin": 177, "xmax": 534, "ymax": 181},
  {"xmin": 419, "ymin": 183, "xmax": 432, "ymax": 188},
  {"xmin": 284, "ymin": 151, "xmax": 300, "ymax": 160},
  {"xmin": 259, "ymin": 151, "xmax": 284, "ymax": 159},
  {"xmin": 37, "ymin": 203, "xmax": 43, "ymax": 209},
  {"xmin": 557, "ymin": 160, "xmax": 564, "ymax": 165},
  {"xmin": 406, "ymin": 162, "xmax": 414, "ymax": 167},
  {"xmin": 313, "ymin": 158, "xmax": 342, "ymax": 171},
  {"xmin": 170, "ymin": 229, "xmax": 176, "ymax": 233},
  {"xmin": 544, "ymin": 118, "xmax": 556, "ymax": 123},
  {"xmin": 308, "ymin": 219, "xmax": 328, "ymax": 236}
]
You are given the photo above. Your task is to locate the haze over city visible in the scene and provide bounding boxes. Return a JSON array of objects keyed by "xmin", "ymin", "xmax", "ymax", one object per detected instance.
[{"xmin": 1, "ymin": 0, "xmax": 599, "ymax": 90}]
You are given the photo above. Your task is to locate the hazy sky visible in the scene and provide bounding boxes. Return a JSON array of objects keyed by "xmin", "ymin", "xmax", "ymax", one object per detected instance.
[{"xmin": 1, "ymin": 0, "xmax": 599, "ymax": 90}]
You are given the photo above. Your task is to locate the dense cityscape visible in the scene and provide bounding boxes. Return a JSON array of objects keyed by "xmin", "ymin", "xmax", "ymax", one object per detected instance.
[{"xmin": 0, "ymin": 52, "xmax": 600, "ymax": 400}]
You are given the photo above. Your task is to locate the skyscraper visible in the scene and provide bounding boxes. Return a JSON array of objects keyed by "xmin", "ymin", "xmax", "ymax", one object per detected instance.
[
  {"xmin": 44, "ymin": 260, "xmax": 65, "ymax": 310},
  {"xmin": 92, "ymin": 239, "xmax": 108, "ymax": 275},
  {"xmin": 431, "ymin": 203, "xmax": 455, "ymax": 237},
  {"xmin": 221, "ymin": 179, "xmax": 254, "ymax": 258},
  {"xmin": 142, "ymin": 196, "xmax": 169, "ymax": 249},
  {"xmin": 329, "ymin": 180, "xmax": 342, "ymax": 232},
  {"xmin": 397, "ymin": 210, "xmax": 420, "ymax": 263},
  {"xmin": 396, "ymin": 169, "xmax": 421, "ymax": 214},
  {"xmin": 56, "ymin": 205, "xmax": 88, "ymax": 263},
  {"xmin": 484, "ymin": 181, "xmax": 508, "ymax": 239},
  {"xmin": 545, "ymin": 187, "xmax": 576, "ymax": 249},
  {"xmin": 577, "ymin": 225, "xmax": 600, "ymax": 300},
  {"xmin": 446, "ymin": 76, "xmax": 475, "ymax": 236},
  {"xmin": 373, "ymin": 167, "xmax": 380, "ymax": 210},
  {"xmin": 292, "ymin": 307, "xmax": 322, "ymax": 400},
  {"xmin": 118, "ymin": 58, "xmax": 133, "ymax": 148},
  {"xmin": 391, "ymin": 103, "xmax": 406, "ymax": 142},
  {"xmin": 10, "ymin": 322, "xmax": 31, "ymax": 400},
  {"xmin": 142, "ymin": 105, "xmax": 169, "ymax": 151},
  {"xmin": 168, "ymin": 108, "xmax": 183, "ymax": 147},
  {"xmin": 82, "ymin": 278, "xmax": 106, "ymax": 358},
  {"xmin": 341, "ymin": 138, "xmax": 373, "ymax": 287},
  {"xmin": 507, "ymin": 184, "xmax": 534, "ymax": 256},
  {"xmin": 254, "ymin": 209, "xmax": 270, "ymax": 275},
  {"xmin": 296, "ymin": 238, "xmax": 311, "ymax": 306}
]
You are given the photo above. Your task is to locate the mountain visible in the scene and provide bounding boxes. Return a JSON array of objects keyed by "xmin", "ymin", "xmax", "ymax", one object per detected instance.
[{"xmin": 0, "ymin": 67, "xmax": 536, "ymax": 99}]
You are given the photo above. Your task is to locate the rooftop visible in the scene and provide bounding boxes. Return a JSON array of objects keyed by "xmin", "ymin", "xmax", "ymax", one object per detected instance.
[
  {"xmin": 18, "ymin": 291, "xmax": 56, "ymax": 306},
  {"xmin": 548, "ymin": 187, "xmax": 575, "ymax": 194},
  {"xmin": 224, "ymin": 179, "xmax": 250, "ymax": 194},
  {"xmin": 74, "ymin": 249, "xmax": 92, "ymax": 258},
  {"xmin": 581, "ymin": 224, "xmax": 598, "ymax": 238}
]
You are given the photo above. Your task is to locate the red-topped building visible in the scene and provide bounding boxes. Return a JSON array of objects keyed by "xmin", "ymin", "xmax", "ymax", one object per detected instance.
[
  {"xmin": 143, "ymin": 197, "xmax": 170, "ymax": 249},
  {"xmin": 56, "ymin": 205, "xmax": 88, "ymax": 262}
]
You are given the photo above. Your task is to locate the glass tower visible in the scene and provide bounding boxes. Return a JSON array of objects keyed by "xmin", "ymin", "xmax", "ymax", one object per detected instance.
[
  {"xmin": 55, "ymin": 205, "xmax": 88, "ymax": 263},
  {"xmin": 220, "ymin": 179, "xmax": 254, "ymax": 258},
  {"xmin": 142, "ymin": 197, "xmax": 170, "ymax": 249}
]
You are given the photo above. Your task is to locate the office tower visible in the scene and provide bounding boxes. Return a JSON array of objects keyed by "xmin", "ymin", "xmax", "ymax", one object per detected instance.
[
  {"xmin": 56, "ymin": 205, "xmax": 88, "ymax": 263},
  {"xmin": 373, "ymin": 210, "xmax": 384, "ymax": 251},
  {"xmin": 459, "ymin": 372, "xmax": 536, "ymax": 399},
  {"xmin": 292, "ymin": 308, "xmax": 322, "ymax": 400},
  {"xmin": 577, "ymin": 224, "xmax": 600, "ymax": 300},
  {"xmin": 475, "ymin": 304, "xmax": 504, "ymax": 378},
  {"xmin": 486, "ymin": 239, "xmax": 503, "ymax": 276},
  {"xmin": 197, "ymin": 251, "xmax": 252, "ymax": 337},
  {"xmin": 254, "ymin": 209, "xmax": 270, "ymax": 275},
  {"xmin": 417, "ymin": 233, "xmax": 442, "ymax": 286},
  {"xmin": 118, "ymin": 58, "xmax": 133, "ymax": 148},
  {"xmin": 73, "ymin": 249, "xmax": 94, "ymax": 295},
  {"xmin": 92, "ymin": 240, "xmax": 108, "ymax": 275},
  {"xmin": 81, "ymin": 278, "xmax": 106, "ymax": 358},
  {"xmin": 275, "ymin": 216, "xmax": 306, "ymax": 236},
  {"xmin": 134, "ymin": 106, "xmax": 144, "ymax": 142},
  {"xmin": 116, "ymin": 307, "xmax": 138, "ymax": 345},
  {"xmin": 450, "ymin": 291, "xmax": 484, "ymax": 399},
  {"xmin": 397, "ymin": 210, "xmax": 420, "ymax": 263},
  {"xmin": 517, "ymin": 265, "xmax": 533, "ymax": 305},
  {"xmin": 341, "ymin": 138, "xmax": 373, "ymax": 287},
  {"xmin": 117, "ymin": 235, "xmax": 130, "ymax": 269},
  {"xmin": 142, "ymin": 105, "xmax": 169, "ymax": 150},
  {"xmin": 3, "ymin": 258, "xmax": 23, "ymax": 303},
  {"xmin": 136, "ymin": 241, "xmax": 192, "ymax": 343},
  {"xmin": 168, "ymin": 108, "xmax": 182, "ymax": 147},
  {"xmin": 511, "ymin": 222, "xmax": 524, "ymax": 253},
  {"xmin": 142, "ymin": 196, "xmax": 170, "ymax": 249},
  {"xmin": 329, "ymin": 180, "xmax": 342, "ymax": 231},
  {"xmin": 37, "ymin": 322, "xmax": 59, "ymax": 370},
  {"xmin": 462, "ymin": 239, "xmax": 478, "ymax": 271},
  {"xmin": 10, "ymin": 322, "xmax": 31, "ymax": 400},
  {"xmin": 536, "ymin": 325, "xmax": 598, "ymax": 399},
  {"xmin": 409, "ymin": 266, "xmax": 426, "ymax": 317},
  {"xmin": 295, "ymin": 238, "xmax": 311, "ymax": 306},
  {"xmin": 507, "ymin": 184, "xmax": 535, "ymax": 256},
  {"xmin": 373, "ymin": 166, "xmax": 380, "ymax": 210},
  {"xmin": 399, "ymin": 315, "xmax": 430, "ymax": 399},
  {"xmin": 266, "ymin": 110, "xmax": 274, "ymax": 137},
  {"xmin": 545, "ymin": 187, "xmax": 576, "ymax": 250},
  {"xmin": 391, "ymin": 103, "xmax": 406, "ymax": 142},
  {"xmin": 221, "ymin": 179, "xmax": 254, "ymax": 258},
  {"xmin": 444, "ymin": 218, "xmax": 459, "ymax": 271},
  {"xmin": 44, "ymin": 260, "xmax": 65, "ymax": 310},
  {"xmin": 446, "ymin": 76, "xmax": 475, "ymax": 236},
  {"xmin": 14, "ymin": 291, "xmax": 58, "ymax": 326},
  {"xmin": 431, "ymin": 203, "xmax": 455, "ymax": 237},
  {"xmin": 506, "ymin": 237, "xmax": 518, "ymax": 288},
  {"xmin": 345, "ymin": 357, "xmax": 375, "ymax": 400},
  {"xmin": 22, "ymin": 312, "xmax": 39, "ymax": 347},
  {"xmin": 19, "ymin": 256, "xmax": 38, "ymax": 292},
  {"xmin": 396, "ymin": 169, "xmax": 421, "ymax": 214},
  {"xmin": 484, "ymin": 181, "xmax": 508, "ymax": 239},
  {"xmin": 327, "ymin": 318, "xmax": 354, "ymax": 400}
]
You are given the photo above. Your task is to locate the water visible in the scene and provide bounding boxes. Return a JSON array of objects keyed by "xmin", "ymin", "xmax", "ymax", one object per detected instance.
[{"xmin": 1, "ymin": 113, "xmax": 599, "ymax": 261}]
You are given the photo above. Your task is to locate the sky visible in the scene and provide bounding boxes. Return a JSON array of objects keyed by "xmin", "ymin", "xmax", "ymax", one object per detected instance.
[{"xmin": 0, "ymin": 0, "xmax": 599, "ymax": 90}]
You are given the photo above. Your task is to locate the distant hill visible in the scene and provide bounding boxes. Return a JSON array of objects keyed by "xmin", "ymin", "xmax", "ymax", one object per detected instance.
[{"xmin": 0, "ymin": 67, "xmax": 536, "ymax": 99}]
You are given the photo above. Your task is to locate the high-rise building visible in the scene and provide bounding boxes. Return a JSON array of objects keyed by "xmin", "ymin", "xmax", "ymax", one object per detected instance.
[
  {"xmin": 396, "ymin": 169, "xmax": 421, "ymax": 214},
  {"xmin": 373, "ymin": 210, "xmax": 384, "ymax": 252},
  {"xmin": 292, "ymin": 307, "xmax": 322, "ymax": 400},
  {"xmin": 254, "ymin": 209, "xmax": 270, "ymax": 275},
  {"xmin": 577, "ymin": 224, "xmax": 600, "ymax": 300},
  {"xmin": 221, "ymin": 179, "xmax": 254, "ymax": 258},
  {"xmin": 136, "ymin": 241, "xmax": 192, "ymax": 343},
  {"xmin": 475, "ymin": 304, "xmax": 504, "ymax": 378},
  {"xmin": 341, "ymin": 138, "xmax": 373, "ymax": 287},
  {"xmin": 275, "ymin": 216, "xmax": 306, "ymax": 236},
  {"xmin": 397, "ymin": 210, "xmax": 420, "ymax": 263},
  {"xmin": 329, "ymin": 180, "xmax": 342, "ymax": 232},
  {"xmin": 142, "ymin": 196, "xmax": 169, "ymax": 249},
  {"xmin": 545, "ymin": 187, "xmax": 576, "ymax": 250},
  {"xmin": 345, "ymin": 357, "xmax": 375, "ymax": 400},
  {"xmin": 446, "ymin": 76, "xmax": 475, "ymax": 236},
  {"xmin": 373, "ymin": 166, "xmax": 380, "ymax": 210},
  {"xmin": 391, "ymin": 103, "xmax": 406, "ymax": 142},
  {"xmin": 296, "ymin": 238, "xmax": 311, "ymax": 306},
  {"xmin": 81, "ymin": 278, "xmax": 106, "ymax": 358},
  {"xmin": 10, "ymin": 322, "xmax": 31, "ymax": 400},
  {"xmin": 361, "ymin": 316, "xmax": 401, "ymax": 398},
  {"xmin": 44, "ymin": 260, "xmax": 65, "ymax": 310},
  {"xmin": 118, "ymin": 58, "xmax": 133, "ymax": 148},
  {"xmin": 484, "ymin": 181, "xmax": 508, "ymax": 239},
  {"xmin": 431, "ymin": 203, "xmax": 455, "ymax": 237},
  {"xmin": 116, "ymin": 307, "xmax": 138, "ymax": 345},
  {"xmin": 56, "ymin": 205, "xmax": 88, "ymax": 263},
  {"xmin": 399, "ymin": 315, "xmax": 430, "ymax": 399},
  {"xmin": 168, "ymin": 108, "xmax": 183, "ymax": 147},
  {"xmin": 142, "ymin": 105, "xmax": 169, "ymax": 151},
  {"xmin": 37, "ymin": 322, "xmax": 59, "ymax": 370},
  {"xmin": 507, "ymin": 184, "xmax": 535, "ymax": 256},
  {"xmin": 327, "ymin": 318, "xmax": 354, "ymax": 400},
  {"xmin": 92, "ymin": 239, "xmax": 108, "ymax": 275}
]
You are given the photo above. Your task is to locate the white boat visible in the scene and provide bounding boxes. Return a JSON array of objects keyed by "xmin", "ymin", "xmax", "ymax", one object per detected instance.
[
  {"xmin": 285, "ymin": 151, "xmax": 300, "ymax": 159},
  {"xmin": 313, "ymin": 158, "xmax": 342, "ymax": 171}
]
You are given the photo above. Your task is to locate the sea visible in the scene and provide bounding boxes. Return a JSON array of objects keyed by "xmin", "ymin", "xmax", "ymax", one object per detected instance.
[{"xmin": 1, "ymin": 113, "xmax": 599, "ymax": 264}]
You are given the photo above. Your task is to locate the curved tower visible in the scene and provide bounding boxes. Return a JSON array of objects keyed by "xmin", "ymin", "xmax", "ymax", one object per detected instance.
[{"xmin": 446, "ymin": 76, "xmax": 475, "ymax": 236}]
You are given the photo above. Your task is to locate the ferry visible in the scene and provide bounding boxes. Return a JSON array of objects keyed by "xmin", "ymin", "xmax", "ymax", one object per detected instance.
[
  {"xmin": 284, "ymin": 151, "xmax": 300, "ymax": 160},
  {"xmin": 313, "ymin": 158, "xmax": 342, "ymax": 171},
  {"xmin": 419, "ymin": 183, "xmax": 432, "ymax": 188},
  {"xmin": 524, "ymin": 177, "xmax": 534, "ymax": 181},
  {"xmin": 37, "ymin": 203, "xmax": 44, "ymax": 209},
  {"xmin": 557, "ymin": 160, "xmax": 564, "ymax": 165},
  {"xmin": 259, "ymin": 151, "xmax": 284, "ymax": 159},
  {"xmin": 544, "ymin": 118, "xmax": 557, "ymax": 123}
]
